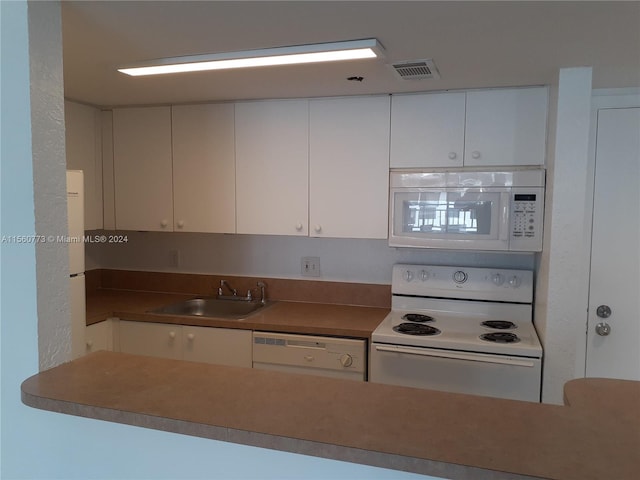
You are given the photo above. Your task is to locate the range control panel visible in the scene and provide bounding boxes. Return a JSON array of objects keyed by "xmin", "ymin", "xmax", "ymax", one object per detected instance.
[{"xmin": 392, "ymin": 264, "xmax": 533, "ymax": 303}]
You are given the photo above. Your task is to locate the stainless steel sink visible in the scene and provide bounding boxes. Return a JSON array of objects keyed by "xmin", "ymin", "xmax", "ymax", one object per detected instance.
[{"xmin": 149, "ymin": 297, "xmax": 272, "ymax": 319}]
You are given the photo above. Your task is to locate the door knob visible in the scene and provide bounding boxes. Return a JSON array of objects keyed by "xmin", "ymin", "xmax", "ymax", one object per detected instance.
[
  {"xmin": 595, "ymin": 322, "xmax": 611, "ymax": 336},
  {"xmin": 596, "ymin": 305, "xmax": 612, "ymax": 318}
]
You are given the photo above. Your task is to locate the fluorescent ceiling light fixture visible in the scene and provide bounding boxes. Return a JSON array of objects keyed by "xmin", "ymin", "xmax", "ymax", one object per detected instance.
[{"xmin": 118, "ymin": 39, "xmax": 384, "ymax": 76}]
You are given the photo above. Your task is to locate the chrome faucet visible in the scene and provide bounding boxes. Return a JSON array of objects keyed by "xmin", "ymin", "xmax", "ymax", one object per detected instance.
[
  {"xmin": 256, "ymin": 281, "xmax": 266, "ymax": 305},
  {"xmin": 218, "ymin": 279, "xmax": 237, "ymax": 297},
  {"xmin": 217, "ymin": 279, "xmax": 266, "ymax": 303}
]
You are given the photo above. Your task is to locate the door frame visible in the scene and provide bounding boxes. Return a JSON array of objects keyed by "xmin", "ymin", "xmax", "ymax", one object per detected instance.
[{"xmin": 580, "ymin": 88, "xmax": 640, "ymax": 375}]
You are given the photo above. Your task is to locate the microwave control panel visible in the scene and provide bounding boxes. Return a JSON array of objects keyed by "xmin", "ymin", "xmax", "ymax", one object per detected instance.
[{"xmin": 509, "ymin": 189, "xmax": 544, "ymax": 251}]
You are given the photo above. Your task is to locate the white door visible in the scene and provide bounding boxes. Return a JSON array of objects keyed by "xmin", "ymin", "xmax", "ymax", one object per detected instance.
[{"xmin": 586, "ymin": 107, "xmax": 640, "ymax": 380}]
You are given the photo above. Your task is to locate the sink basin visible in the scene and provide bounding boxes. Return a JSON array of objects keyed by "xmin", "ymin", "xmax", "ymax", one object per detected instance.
[{"xmin": 150, "ymin": 297, "xmax": 271, "ymax": 319}]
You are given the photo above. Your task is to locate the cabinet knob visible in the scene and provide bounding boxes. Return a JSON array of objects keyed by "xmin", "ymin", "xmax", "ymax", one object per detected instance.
[
  {"xmin": 295, "ymin": 223, "xmax": 303, "ymax": 231},
  {"xmin": 86, "ymin": 340, "xmax": 93, "ymax": 348},
  {"xmin": 177, "ymin": 220, "xmax": 184, "ymax": 229},
  {"xmin": 187, "ymin": 333, "xmax": 195, "ymax": 341},
  {"xmin": 314, "ymin": 225, "xmax": 322, "ymax": 234},
  {"xmin": 471, "ymin": 151, "xmax": 481, "ymax": 159},
  {"xmin": 169, "ymin": 331, "xmax": 176, "ymax": 339},
  {"xmin": 160, "ymin": 219, "xmax": 169, "ymax": 228},
  {"xmin": 448, "ymin": 152, "xmax": 457, "ymax": 160}
]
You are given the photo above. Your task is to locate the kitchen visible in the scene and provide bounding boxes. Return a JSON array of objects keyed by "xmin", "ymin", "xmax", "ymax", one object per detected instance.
[{"xmin": 3, "ymin": 1, "xmax": 640, "ymax": 480}]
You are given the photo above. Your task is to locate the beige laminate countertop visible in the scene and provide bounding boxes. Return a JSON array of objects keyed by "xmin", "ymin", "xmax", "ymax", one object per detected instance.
[
  {"xmin": 22, "ymin": 352, "xmax": 640, "ymax": 480},
  {"xmin": 87, "ymin": 288, "xmax": 388, "ymax": 338}
]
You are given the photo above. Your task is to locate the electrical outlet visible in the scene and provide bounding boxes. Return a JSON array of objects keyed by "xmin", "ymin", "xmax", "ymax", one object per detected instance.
[{"xmin": 301, "ymin": 256, "xmax": 320, "ymax": 277}]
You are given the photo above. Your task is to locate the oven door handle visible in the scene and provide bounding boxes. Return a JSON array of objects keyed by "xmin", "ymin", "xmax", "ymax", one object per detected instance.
[{"xmin": 374, "ymin": 345, "xmax": 537, "ymax": 367}]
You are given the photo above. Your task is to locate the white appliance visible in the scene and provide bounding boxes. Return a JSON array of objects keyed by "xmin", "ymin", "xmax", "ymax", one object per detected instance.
[
  {"xmin": 67, "ymin": 170, "xmax": 86, "ymax": 359},
  {"xmin": 370, "ymin": 264, "xmax": 543, "ymax": 402},
  {"xmin": 253, "ymin": 332, "xmax": 366, "ymax": 381},
  {"xmin": 389, "ymin": 168, "xmax": 545, "ymax": 251}
]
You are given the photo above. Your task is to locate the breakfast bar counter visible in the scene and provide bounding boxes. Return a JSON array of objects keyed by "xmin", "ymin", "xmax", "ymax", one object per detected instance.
[{"xmin": 22, "ymin": 351, "xmax": 640, "ymax": 480}]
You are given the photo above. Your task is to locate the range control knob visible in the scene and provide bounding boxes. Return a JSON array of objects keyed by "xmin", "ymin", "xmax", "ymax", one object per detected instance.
[
  {"xmin": 339, "ymin": 354, "xmax": 353, "ymax": 367},
  {"xmin": 419, "ymin": 269, "xmax": 430, "ymax": 281},
  {"xmin": 405, "ymin": 270, "xmax": 414, "ymax": 282},
  {"xmin": 509, "ymin": 276, "xmax": 521, "ymax": 288},
  {"xmin": 453, "ymin": 270, "xmax": 468, "ymax": 284},
  {"xmin": 492, "ymin": 273, "xmax": 505, "ymax": 286}
]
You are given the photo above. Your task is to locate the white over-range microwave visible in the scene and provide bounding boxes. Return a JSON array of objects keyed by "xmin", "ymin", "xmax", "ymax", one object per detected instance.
[{"xmin": 389, "ymin": 168, "xmax": 545, "ymax": 252}]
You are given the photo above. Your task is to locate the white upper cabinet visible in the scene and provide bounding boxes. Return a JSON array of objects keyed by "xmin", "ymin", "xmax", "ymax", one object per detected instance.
[
  {"xmin": 172, "ymin": 104, "xmax": 235, "ymax": 233},
  {"xmin": 390, "ymin": 92, "xmax": 466, "ymax": 168},
  {"xmin": 64, "ymin": 100, "xmax": 103, "ymax": 230},
  {"xmin": 112, "ymin": 107, "xmax": 173, "ymax": 231},
  {"xmin": 309, "ymin": 96, "xmax": 390, "ymax": 239},
  {"xmin": 464, "ymin": 87, "xmax": 548, "ymax": 166},
  {"xmin": 390, "ymin": 86, "xmax": 548, "ymax": 168},
  {"xmin": 235, "ymin": 100, "xmax": 309, "ymax": 236}
]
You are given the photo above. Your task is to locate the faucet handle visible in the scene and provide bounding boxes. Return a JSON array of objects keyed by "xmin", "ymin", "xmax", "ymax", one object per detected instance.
[{"xmin": 256, "ymin": 281, "xmax": 266, "ymax": 304}]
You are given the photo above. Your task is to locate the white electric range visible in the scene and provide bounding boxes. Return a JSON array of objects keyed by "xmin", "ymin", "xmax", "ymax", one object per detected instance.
[{"xmin": 370, "ymin": 264, "xmax": 543, "ymax": 402}]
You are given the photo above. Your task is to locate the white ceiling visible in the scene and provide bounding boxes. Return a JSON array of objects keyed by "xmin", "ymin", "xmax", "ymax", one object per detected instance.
[{"xmin": 61, "ymin": 1, "xmax": 640, "ymax": 108}]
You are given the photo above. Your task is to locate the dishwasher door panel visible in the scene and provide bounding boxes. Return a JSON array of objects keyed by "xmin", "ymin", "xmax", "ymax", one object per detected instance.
[{"xmin": 252, "ymin": 331, "xmax": 366, "ymax": 381}]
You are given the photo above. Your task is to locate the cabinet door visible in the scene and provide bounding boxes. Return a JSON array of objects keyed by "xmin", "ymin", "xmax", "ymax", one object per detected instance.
[
  {"xmin": 85, "ymin": 320, "xmax": 113, "ymax": 354},
  {"xmin": 65, "ymin": 100, "xmax": 103, "ymax": 230},
  {"xmin": 464, "ymin": 87, "xmax": 548, "ymax": 166},
  {"xmin": 118, "ymin": 321, "xmax": 182, "ymax": 360},
  {"xmin": 183, "ymin": 326, "xmax": 252, "ymax": 368},
  {"xmin": 172, "ymin": 104, "xmax": 236, "ymax": 233},
  {"xmin": 390, "ymin": 92, "xmax": 466, "ymax": 168},
  {"xmin": 309, "ymin": 96, "xmax": 390, "ymax": 239},
  {"xmin": 235, "ymin": 100, "xmax": 309, "ymax": 236},
  {"xmin": 113, "ymin": 107, "xmax": 173, "ymax": 231}
]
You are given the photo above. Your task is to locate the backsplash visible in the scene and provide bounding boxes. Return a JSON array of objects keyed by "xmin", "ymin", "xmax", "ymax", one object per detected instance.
[
  {"xmin": 86, "ymin": 231, "xmax": 537, "ymax": 285},
  {"xmin": 91, "ymin": 269, "xmax": 391, "ymax": 308}
]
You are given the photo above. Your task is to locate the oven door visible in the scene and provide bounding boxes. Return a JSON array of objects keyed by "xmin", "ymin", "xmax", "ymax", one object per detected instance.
[
  {"xmin": 370, "ymin": 343, "xmax": 541, "ymax": 402},
  {"xmin": 389, "ymin": 187, "xmax": 510, "ymax": 250}
]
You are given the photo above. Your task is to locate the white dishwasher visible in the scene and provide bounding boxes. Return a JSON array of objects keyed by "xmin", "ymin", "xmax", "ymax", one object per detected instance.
[{"xmin": 252, "ymin": 332, "xmax": 366, "ymax": 381}]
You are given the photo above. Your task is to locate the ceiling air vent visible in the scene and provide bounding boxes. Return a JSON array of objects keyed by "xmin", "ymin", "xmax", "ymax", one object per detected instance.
[{"xmin": 391, "ymin": 59, "xmax": 440, "ymax": 80}]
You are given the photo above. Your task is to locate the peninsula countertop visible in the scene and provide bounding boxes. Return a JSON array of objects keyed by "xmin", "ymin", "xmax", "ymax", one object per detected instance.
[{"xmin": 22, "ymin": 351, "xmax": 640, "ymax": 480}]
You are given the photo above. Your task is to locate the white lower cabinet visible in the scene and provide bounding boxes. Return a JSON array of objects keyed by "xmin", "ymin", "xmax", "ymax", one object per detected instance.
[
  {"xmin": 117, "ymin": 320, "xmax": 252, "ymax": 368},
  {"xmin": 85, "ymin": 319, "xmax": 114, "ymax": 354},
  {"xmin": 118, "ymin": 321, "xmax": 182, "ymax": 360},
  {"xmin": 183, "ymin": 326, "xmax": 252, "ymax": 368}
]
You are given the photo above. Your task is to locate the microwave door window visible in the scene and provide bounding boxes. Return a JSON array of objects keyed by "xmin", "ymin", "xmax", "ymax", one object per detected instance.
[
  {"xmin": 447, "ymin": 191, "xmax": 500, "ymax": 238},
  {"xmin": 401, "ymin": 192, "xmax": 445, "ymax": 234}
]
